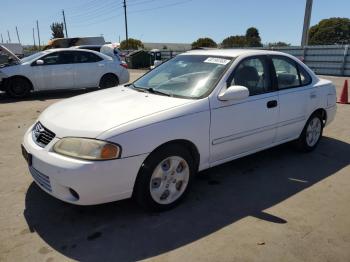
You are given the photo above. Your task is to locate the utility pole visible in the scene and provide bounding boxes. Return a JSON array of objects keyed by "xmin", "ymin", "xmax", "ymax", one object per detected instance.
[
  {"xmin": 301, "ymin": 0, "xmax": 313, "ymax": 47},
  {"xmin": 32, "ymin": 27, "xmax": 36, "ymax": 48},
  {"xmin": 62, "ymin": 9, "xmax": 68, "ymax": 37},
  {"xmin": 15, "ymin": 26, "xmax": 21, "ymax": 44},
  {"xmin": 1, "ymin": 33, "xmax": 3, "ymax": 43},
  {"xmin": 123, "ymin": 0, "xmax": 129, "ymax": 49},
  {"xmin": 36, "ymin": 20, "xmax": 41, "ymax": 49},
  {"xmin": 7, "ymin": 30, "xmax": 11, "ymax": 43}
]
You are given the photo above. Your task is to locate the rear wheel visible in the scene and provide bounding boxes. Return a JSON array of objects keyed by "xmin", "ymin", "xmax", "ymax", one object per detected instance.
[
  {"xmin": 99, "ymin": 74, "xmax": 119, "ymax": 89},
  {"xmin": 296, "ymin": 113, "xmax": 323, "ymax": 152},
  {"xmin": 134, "ymin": 144, "xmax": 195, "ymax": 211},
  {"xmin": 6, "ymin": 77, "xmax": 32, "ymax": 98}
]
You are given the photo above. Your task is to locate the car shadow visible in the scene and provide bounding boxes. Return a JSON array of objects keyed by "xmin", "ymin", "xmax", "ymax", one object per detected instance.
[
  {"xmin": 23, "ymin": 137, "xmax": 349, "ymax": 261},
  {"xmin": 0, "ymin": 89, "xmax": 98, "ymax": 103}
]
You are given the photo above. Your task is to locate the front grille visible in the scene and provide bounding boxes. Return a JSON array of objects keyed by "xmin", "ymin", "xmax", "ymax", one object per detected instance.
[
  {"xmin": 32, "ymin": 122, "xmax": 55, "ymax": 147},
  {"xmin": 29, "ymin": 166, "xmax": 52, "ymax": 192}
]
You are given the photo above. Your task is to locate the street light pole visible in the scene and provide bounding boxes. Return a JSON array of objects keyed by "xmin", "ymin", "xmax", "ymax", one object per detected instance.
[
  {"xmin": 36, "ymin": 20, "xmax": 41, "ymax": 49},
  {"xmin": 62, "ymin": 9, "xmax": 68, "ymax": 38},
  {"xmin": 123, "ymin": 0, "xmax": 129, "ymax": 49},
  {"xmin": 301, "ymin": 0, "xmax": 313, "ymax": 47},
  {"xmin": 15, "ymin": 26, "xmax": 21, "ymax": 44}
]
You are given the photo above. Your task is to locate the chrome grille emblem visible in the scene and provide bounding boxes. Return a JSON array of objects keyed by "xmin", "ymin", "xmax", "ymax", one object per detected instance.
[{"xmin": 32, "ymin": 122, "xmax": 56, "ymax": 147}]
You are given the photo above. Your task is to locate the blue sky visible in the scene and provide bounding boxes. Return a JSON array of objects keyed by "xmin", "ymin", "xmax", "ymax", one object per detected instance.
[{"xmin": 0, "ymin": 0, "xmax": 349, "ymax": 46}]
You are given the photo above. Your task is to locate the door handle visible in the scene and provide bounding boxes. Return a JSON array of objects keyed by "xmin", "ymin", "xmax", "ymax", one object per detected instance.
[{"xmin": 267, "ymin": 100, "xmax": 278, "ymax": 108}]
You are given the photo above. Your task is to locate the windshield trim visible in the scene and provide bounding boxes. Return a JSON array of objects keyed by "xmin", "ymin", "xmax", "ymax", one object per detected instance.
[{"xmin": 132, "ymin": 54, "xmax": 235, "ymax": 100}]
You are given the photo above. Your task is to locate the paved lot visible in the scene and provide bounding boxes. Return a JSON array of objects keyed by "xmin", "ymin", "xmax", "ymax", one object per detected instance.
[{"xmin": 0, "ymin": 71, "xmax": 349, "ymax": 262}]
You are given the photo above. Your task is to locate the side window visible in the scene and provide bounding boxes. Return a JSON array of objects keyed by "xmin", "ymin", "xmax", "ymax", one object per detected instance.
[
  {"xmin": 272, "ymin": 57, "xmax": 301, "ymax": 89},
  {"xmin": 230, "ymin": 56, "xmax": 271, "ymax": 96},
  {"xmin": 40, "ymin": 53, "xmax": 60, "ymax": 65},
  {"xmin": 74, "ymin": 52, "xmax": 102, "ymax": 63},
  {"xmin": 40, "ymin": 52, "xmax": 74, "ymax": 65},
  {"xmin": 299, "ymin": 65, "xmax": 312, "ymax": 85}
]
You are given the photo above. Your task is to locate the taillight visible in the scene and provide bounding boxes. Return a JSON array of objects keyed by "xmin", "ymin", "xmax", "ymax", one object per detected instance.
[{"xmin": 120, "ymin": 63, "xmax": 128, "ymax": 69}]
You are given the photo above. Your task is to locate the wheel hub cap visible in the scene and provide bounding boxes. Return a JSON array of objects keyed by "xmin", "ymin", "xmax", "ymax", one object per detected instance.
[
  {"xmin": 306, "ymin": 117, "xmax": 322, "ymax": 147},
  {"xmin": 149, "ymin": 156, "xmax": 189, "ymax": 205}
]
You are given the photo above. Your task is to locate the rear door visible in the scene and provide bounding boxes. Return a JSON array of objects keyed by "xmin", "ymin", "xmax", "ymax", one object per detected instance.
[
  {"xmin": 73, "ymin": 51, "xmax": 104, "ymax": 88},
  {"xmin": 32, "ymin": 51, "xmax": 75, "ymax": 90},
  {"xmin": 270, "ymin": 55, "xmax": 315, "ymax": 142}
]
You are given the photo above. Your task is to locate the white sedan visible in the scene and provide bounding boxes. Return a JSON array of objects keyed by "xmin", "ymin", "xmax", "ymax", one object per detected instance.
[
  {"xmin": 0, "ymin": 46, "xmax": 129, "ymax": 98},
  {"xmin": 22, "ymin": 49, "xmax": 337, "ymax": 210}
]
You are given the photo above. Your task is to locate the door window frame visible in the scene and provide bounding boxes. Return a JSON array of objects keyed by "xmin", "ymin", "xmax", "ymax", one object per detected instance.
[
  {"xmin": 73, "ymin": 51, "xmax": 103, "ymax": 64},
  {"xmin": 226, "ymin": 55, "xmax": 278, "ymax": 96},
  {"xmin": 31, "ymin": 51, "xmax": 75, "ymax": 66},
  {"xmin": 269, "ymin": 55, "xmax": 312, "ymax": 91}
]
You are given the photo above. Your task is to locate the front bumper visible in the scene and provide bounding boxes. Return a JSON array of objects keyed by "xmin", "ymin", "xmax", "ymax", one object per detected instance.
[{"xmin": 22, "ymin": 127, "xmax": 148, "ymax": 205}]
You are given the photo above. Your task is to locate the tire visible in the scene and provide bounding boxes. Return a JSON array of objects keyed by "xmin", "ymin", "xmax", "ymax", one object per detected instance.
[
  {"xmin": 99, "ymin": 74, "xmax": 119, "ymax": 89},
  {"xmin": 6, "ymin": 77, "xmax": 31, "ymax": 98},
  {"xmin": 134, "ymin": 144, "xmax": 195, "ymax": 211},
  {"xmin": 295, "ymin": 113, "xmax": 323, "ymax": 152}
]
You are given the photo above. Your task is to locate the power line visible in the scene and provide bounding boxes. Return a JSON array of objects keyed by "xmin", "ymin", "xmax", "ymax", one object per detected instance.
[
  {"xmin": 69, "ymin": 11, "xmax": 123, "ymax": 28},
  {"xmin": 128, "ymin": 0, "xmax": 193, "ymax": 14},
  {"xmin": 68, "ymin": 5, "xmax": 121, "ymax": 21}
]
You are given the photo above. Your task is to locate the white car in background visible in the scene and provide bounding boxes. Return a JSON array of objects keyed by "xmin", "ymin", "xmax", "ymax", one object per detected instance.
[
  {"xmin": 0, "ymin": 46, "xmax": 129, "ymax": 98},
  {"xmin": 22, "ymin": 49, "xmax": 336, "ymax": 211}
]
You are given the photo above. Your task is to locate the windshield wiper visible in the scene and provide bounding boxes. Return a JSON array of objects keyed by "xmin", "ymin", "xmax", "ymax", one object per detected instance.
[
  {"xmin": 129, "ymin": 84, "xmax": 171, "ymax": 97},
  {"xmin": 146, "ymin": 87, "xmax": 171, "ymax": 97}
]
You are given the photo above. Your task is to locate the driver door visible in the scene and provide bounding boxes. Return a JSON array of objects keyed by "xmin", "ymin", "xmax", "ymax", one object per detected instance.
[
  {"xmin": 210, "ymin": 55, "xmax": 279, "ymax": 164},
  {"xmin": 32, "ymin": 51, "xmax": 75, "ymax": 90}
]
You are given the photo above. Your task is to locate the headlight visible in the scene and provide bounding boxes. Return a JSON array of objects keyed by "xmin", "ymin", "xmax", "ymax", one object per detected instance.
[{"xmin": 53, "ymin": 137, "xmax": 121, "ymax": 160}]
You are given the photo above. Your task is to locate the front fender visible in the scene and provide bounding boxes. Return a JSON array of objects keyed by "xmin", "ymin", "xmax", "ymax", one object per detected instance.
[{"xmin": 103, "ymin": 110, "xmax": 211, "ymax": 171}]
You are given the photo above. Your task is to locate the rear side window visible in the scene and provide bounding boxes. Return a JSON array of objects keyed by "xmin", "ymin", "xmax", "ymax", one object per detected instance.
[
  {"xmin": 272, "ymin": 57, "xmax": 300, "ymax": 89},
  {"xmin": 74, "ymin": 51, "xmax": 102, "ymax": 63},
  {"xmin": 272, "ymin": 56, "xmax": 312, "ymax": 89}
]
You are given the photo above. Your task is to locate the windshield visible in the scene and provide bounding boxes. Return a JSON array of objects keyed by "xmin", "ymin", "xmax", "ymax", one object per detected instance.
[
  {"xmin": 21, "ymin": 52, "xmax": 45, "ymax": 63},
  {"xmin": 133, "ymin": 55, "xmax": 233, "ymax": 99}
]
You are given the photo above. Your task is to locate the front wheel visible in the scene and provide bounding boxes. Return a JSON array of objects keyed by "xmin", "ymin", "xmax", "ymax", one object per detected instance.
[
  {"xmin": 6, "ymin": 77, "xmax": 31, "ymax": 98},
  {"xmin": 296, "ymin": 113, "xmax": 323, "ymax": 152},
  {"xmin": 134, "ymin": 145, "xmax": 195, "ymax": 211}
]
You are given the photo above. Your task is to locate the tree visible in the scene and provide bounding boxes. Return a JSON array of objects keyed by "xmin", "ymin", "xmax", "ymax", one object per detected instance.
[
  {"xmin": 162, "ymin": 45, "xmax": 168, "ymax": 50},
  {"xmin": 50, "ymin": 22, "xmax": 64, "ymax": 39},
  {"xmin": 245, "ymin": 27, "xmax": 262, "ymax": 47},
  {"xmin": 267, "ymin": 41, "xmax": 290, "ymax": 47},
  {"xmin": 221, "ymin": 35, "xmax": 247, "ymax": 48},
  {"xmin": 191, "ymin": 37, "xmax": 217, "ymax": 49},
  {"xmin": 308, "ymin": 17, "xmax": 350, "ymax": 45},
  {"xmin": 120, "ymin": 38, "xmax": 144, "ymax": 50},
  {"xmin": 221, "ymin": 27, "xmax": 263, "ymax": 48}
]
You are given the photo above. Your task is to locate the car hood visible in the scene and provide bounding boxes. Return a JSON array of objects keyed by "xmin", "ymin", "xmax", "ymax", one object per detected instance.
[
  {"xmin": 0, "ymin": 45, "xmax": 21, "ymax": 63},
  {"xmin": 39, "ymin": 86, "xmax": 194, "ymax": 138}
]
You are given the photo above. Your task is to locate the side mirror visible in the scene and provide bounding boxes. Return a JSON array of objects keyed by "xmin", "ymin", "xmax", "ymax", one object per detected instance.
[
  {"xmin": 218, "ymin": 85, "xmax": 249, "ymax": 101},
  {"xmin": 36, "ymin": 59, "xmax": 44, "ymax": 65}
]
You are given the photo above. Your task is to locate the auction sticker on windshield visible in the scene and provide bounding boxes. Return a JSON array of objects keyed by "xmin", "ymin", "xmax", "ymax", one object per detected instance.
[{"xmin": 204, "ymin": 57, "xmax": 231, "ymax": 65}]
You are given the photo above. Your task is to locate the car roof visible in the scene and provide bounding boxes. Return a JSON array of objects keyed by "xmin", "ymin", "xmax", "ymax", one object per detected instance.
[
  {"xmin": 44, "ymin": 48, "xmax": 103, "ymax": 55},
  {"xmin": 72, "ymin": 45, "xmax": 102, "ymax": 48},
  {"xmin": 183, "ymin": 49, "xmax": 290, "ymax": 58}
]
